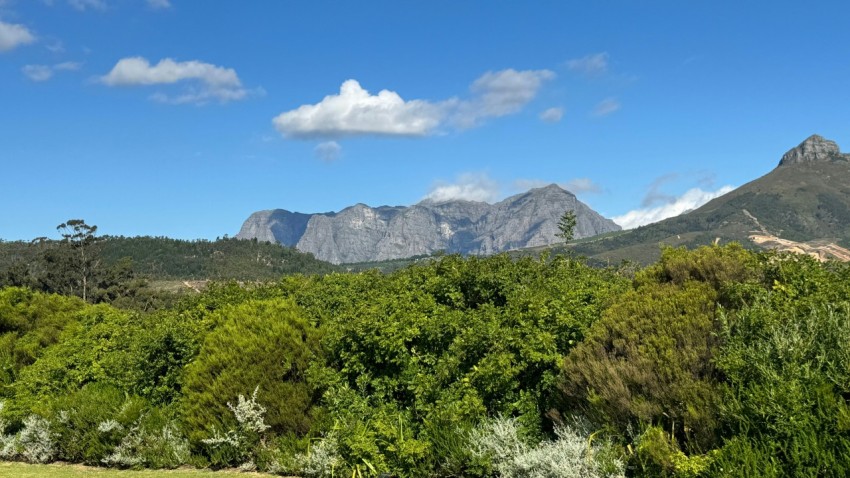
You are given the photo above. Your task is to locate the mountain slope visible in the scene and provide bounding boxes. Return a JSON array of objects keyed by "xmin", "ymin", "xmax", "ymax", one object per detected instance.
[
  {"xmin": 237, "ymin": 184, "xmax": 621, "ymax": 264},
  {"xmin": 572, "ymin": 135, "xmax": 850, "ymax": 263}
]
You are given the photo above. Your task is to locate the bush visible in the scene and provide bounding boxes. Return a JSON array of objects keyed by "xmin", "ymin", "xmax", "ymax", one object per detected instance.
[
  {"xmin": 45, "ymin": 382, "xmax": 145, "ymax": 464},
  {"xmin": 560, "ymin": 280, "xmax": 721, "ymax": 451},
  {"xmin": 102, "ymin": 407, "xmax": 189, "ymax": 469},
  {"xmin": 181, "ymin": 298, "xmax": 321, "ymax": 450},
  {"xmin": 470, "ymin": 416, "xmax": 624, "ymax": 478}
]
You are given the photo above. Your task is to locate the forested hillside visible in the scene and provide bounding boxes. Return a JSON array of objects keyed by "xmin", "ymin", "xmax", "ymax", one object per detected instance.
[{"xmin": 0, "ymin": 244, "xmax": 848, "ymax": 477}]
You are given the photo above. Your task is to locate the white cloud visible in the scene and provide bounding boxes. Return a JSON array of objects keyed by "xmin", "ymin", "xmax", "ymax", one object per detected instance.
[
  {"xmin": 22, "ymin": 64, "xmax": 53, "ymax": 81},
  {"xmin": 273, "ymin": 68, "xmax": 555, "ymax": 139},
  {"xmin": 68, "ymin": 0, "xmax": 106, "ymax": 11},
  {"xmin": 21, "ymin": 61, "xmax": 81, "ymax": 81},
  {"xmin": 453, "ymin": 69, "xmax": 555, "ymax": 127},
  {"xmin": 613, "ymin": 185, "xmax": 735, "ymax": 229},
  {"xmin": 424, "ymin": 173, "xmax": 500, "ymax": 203},
  {"xmin": 514, "ymin": 177, "xmax": 602, "ymax": 195},
  {"xmin": 100, "ymin": 57, "xmax": 252, "ymax": 104},
  {"xmin": 539, "ymin": 107, "xmax": 564, "ymax": 123},
  {"xmin": 592, "ymin": 97, "xmax": 620, "ymax": 117},
  {"xmin": 147, "ymin": 0, "xmax": 171, "ymax": 8},
  {"xmin": 274, "ymin": 79, "xmax": 446, "ymax": 138},
  {"xmin": 0, "ymin": 19, "xmax": 35, "ymax": 52},
  {"xmin": 314, "ymin": 141, "xmax": 342, "ymax": 162},
  {"xmin": 567, "ymin": 52, "xmax": 608, "ymax": 75}
]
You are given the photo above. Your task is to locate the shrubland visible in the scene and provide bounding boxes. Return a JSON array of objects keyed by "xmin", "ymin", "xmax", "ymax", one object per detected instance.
[{"xmin": 0, "ymin": 243, "xmax": 847, "ymax": 476}]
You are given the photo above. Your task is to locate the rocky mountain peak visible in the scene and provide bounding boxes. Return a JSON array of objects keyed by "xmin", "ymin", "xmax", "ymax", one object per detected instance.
[
  {"xmin": 237, "ymin": 185, "xmax": 620, "ymax": 264},
  {"xmin": 779, "ymin": 135, "xmax": 846, "ymax": 166}
]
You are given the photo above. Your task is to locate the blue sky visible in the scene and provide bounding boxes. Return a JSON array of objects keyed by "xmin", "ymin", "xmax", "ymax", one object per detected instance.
[{"xmin": 1, "ymin": 1, "xmax": 849, "ymax": 240}]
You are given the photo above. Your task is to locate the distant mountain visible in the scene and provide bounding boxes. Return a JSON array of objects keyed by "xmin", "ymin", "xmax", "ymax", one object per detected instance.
[
  {"xmin": 237, "ymin": 184, "xmax": 621, "ymax": 264},
  {"xmin": 572, "ymin": 135, "xmax": 850, "ymax": 263}
]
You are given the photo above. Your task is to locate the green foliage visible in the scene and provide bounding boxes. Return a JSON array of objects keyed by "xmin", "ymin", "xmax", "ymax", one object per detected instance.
[
  {"xmin": 290, "ymin": 253, "xmax": 627, "ymax": 476},
  {"xmin": 713, "ymin": 290, "xmax": 850, "ymax": 476},
  {"xmin": 4, "ymin": 242, "xmax": 850, "ymax": 476},
  {"xmin": 181, "ymin": 298, "xmax": 321, "ymax": 447},
  {"xmin": 556, "ymin": 210, "xmax": 577, "ymax": 243},
  {"xmin": 44, "ymin": 383, "xmax": 146, "ymax": 465},
  {"xmin": 561, "ymin": 280, "xmax": 722, "ymax": 452},
  {"xmin": 0, "ymin": 288, "xmax": 85, "ymax": 391}
]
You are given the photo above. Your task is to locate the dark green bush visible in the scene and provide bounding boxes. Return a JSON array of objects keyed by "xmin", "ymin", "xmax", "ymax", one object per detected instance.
[{"xmin": 180, "ymin": 298, "xmax": 321, "ymax": 448}]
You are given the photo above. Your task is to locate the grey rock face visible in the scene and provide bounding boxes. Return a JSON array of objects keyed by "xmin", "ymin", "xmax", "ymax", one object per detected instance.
[
  {"xmin": 779, "ymin": 134, "xmax": 848, "ymax": 166},
  {"xmin": 236, "ymin": 184, "xmax": 621, "ymax": 264}
]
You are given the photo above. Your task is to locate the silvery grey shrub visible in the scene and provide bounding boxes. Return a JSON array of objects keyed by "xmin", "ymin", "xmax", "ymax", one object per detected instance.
[{"xmin": 471, "ymin": 416, "xmax": 625, "ymax": 478}]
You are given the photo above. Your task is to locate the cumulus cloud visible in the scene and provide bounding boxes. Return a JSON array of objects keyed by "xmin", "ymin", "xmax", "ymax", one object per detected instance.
[
  {"xmin": 567, "ymin": 52, "xmax": 608, "ymax": 75},
  {"xmin": 314, "ymin": 141, "xmax": 342, "ymax": 162},
  {"xmin": 274, "ymin": 80, "xmax": 446, "ymax": 138},
  {"xmin": 23, "ymin": 61, "xmax": 82, "ymax": 81},
  {"xmin": 613, "ymin": 185, "xmax": 735, "ymax": 229},
  {"xmin": 539, "ymin": 107, "xmax": 564, "ymax": 123},
  {"xmin": 423, "ymin": 173, "xmax": 500, "ymax": 203},
  {"xmin": 592, "ymin": 97, "xmax": 620, "ymax": 117},
  {"xmin": 273, "ymin": 68, "xmax": 555, "ymax": 139},
  {"xmin": 0, "ymin": 19, "xmax": 35, "ymax": 52},
  {"xmin": 514, "ymin": 177, "xmax": 602, "ymax": 195},
  {"xmin": 100, "ymin": 57, "xmax": 253, "ymax": 104}
]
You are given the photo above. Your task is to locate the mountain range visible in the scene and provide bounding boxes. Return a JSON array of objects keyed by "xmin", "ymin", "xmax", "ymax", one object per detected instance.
[
  {"xmin": 237, "ymin": 185, "xmax": 621, "ymax": 264},
  {"xmin": 572, "ymin": 134, "xmax": 850, "ymax": 263}
]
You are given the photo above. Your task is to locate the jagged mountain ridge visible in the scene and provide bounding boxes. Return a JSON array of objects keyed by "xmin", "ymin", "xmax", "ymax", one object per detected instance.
[
  {"xmin": 572, "ymin": 134, "xmax": 850, "ymax": 263},
  {"xmin": 237, "ymin": 184, "xmax": 621, "ymax": 264}
]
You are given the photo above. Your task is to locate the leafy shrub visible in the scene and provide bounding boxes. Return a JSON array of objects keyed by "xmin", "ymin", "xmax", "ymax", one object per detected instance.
[
  {"xmin": 0, "ymin": 287, "xmax": 84, "ymax": 389},
  {"xmin": 44, "ymin": 382, "xmax": 145, "ymax": 464},
  {"xmin": 181, "ymin": 298, "xmax": 321, "ymax": 449},
  {"xmin": 560, "ymin": 280, "xmax": 722, "ymax": 451}
]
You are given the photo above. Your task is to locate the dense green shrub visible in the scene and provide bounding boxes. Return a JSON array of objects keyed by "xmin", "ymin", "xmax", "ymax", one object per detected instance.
[
  {"xmin": 44, "ymin": 382, "xmax": 146, "ymax": 464},
  {"xmin": 561, "ymin": 280, "xmax": 722, "ymax": 452},
  {"xmin": 0, "ymin": 287, "xmax": 84, "ymax": 390},
  {"xmin": 181, "ymin": 298, "xmax": 321, "ymax": 449}
]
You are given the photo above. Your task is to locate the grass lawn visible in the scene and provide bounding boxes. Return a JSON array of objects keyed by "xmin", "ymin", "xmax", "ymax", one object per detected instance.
[{"xmin": 0, "ymin": 462, "xmax": 284, "ymax": 477}]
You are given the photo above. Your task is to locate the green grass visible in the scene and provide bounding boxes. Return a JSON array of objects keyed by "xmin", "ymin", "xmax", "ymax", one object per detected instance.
[{"xmin": 0, "ymin": 462, "xmax": 283, "ymax": 478}]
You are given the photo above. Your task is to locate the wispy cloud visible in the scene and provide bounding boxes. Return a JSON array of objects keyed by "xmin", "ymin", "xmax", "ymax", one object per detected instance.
[
  {"xmin": 22, "ymin": 61, "xmax": 81, "ymax": 81},
  {"xmin": 613, "ymin": 185, "xmax": 735, "ymax": 229},
  {"xmin": 539, "ymin": 107, "xmax": 564, "ymax": 123},
  {"xmin": 273, "ymin": 68, "xmax": 555, "ymax": 139},
  {"xmin": 592, "ymin": 97, "xmax": 620, "ymax": 117},
  {"xmin": 147, "ymin": 0, "xmax": 171, "ymax": 9},
  {"xmin": 567, "ymin": 52, "xmax": 609, "ymax": 75},
  {"xmin": 68, "ymin": 0, "xmax": 106, "ymax": 11},
  {"xmin": 0, "ymin": 18, "xmax": 35, "ymax": 52},
  {"xmin": 100, "ymin": 57, "xmax": 257, "ymax": 104},
  {"xmin": 314, "ymin": 141, "xmax": 342, "ymax": 162}
]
